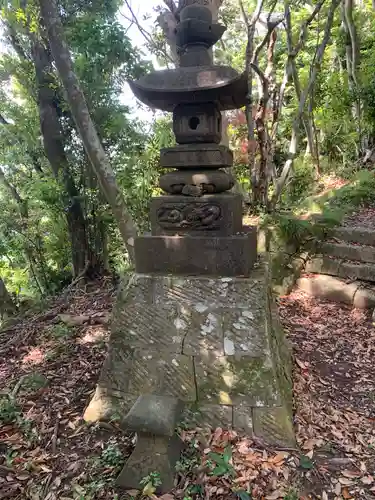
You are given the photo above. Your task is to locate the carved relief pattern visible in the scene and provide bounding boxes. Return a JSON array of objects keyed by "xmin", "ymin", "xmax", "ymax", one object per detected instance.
[{"xmin": 157, "ymin": 203, "xmax": 221, "ymax": 230}]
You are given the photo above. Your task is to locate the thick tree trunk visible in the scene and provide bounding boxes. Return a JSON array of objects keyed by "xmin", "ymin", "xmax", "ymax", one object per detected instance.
[
  {"xmin": 30, "ymin": 35, "xmax": 90, "ymax": 278},
  {"xmin": 39, "ymin": 0, "xmax": 137, "ymax": 262}
]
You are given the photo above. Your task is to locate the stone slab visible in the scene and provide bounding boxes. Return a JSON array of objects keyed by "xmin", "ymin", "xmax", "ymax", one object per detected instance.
[
  {"xmin": 160, "ymin": 144, "xmax": 233, "ymax": 169},
  {"xmin": 123, "ymin": 395, "xmax": 184, "ymax": 436},
  {"xmin": 297, "ymin": 275, "xmax": 358, "ymax": 305},
  {"xmin": 99, "ymin": 349, "xmax": 196, "ymax": 401},
  {"xmin": 253, "ymin": 406, "xmax": 296, "ymax": 447},
  {"xmin": 116, "ymin": 433, "xmax": 183, "ymax": 493},
  {"xmin": 333, "ymin": 226, "xmax": 375, "ymax": 246},
  {"xmin": 320, "ymin": 242, "xmax": 375, "ymax": 264},
  {"xmin": 304, "ymin": 256, "xmax": 342, "ymax": 275},
  {"xmin": 135, "ymin": 229, "xmax": 257, "ymax": 277},
  {"xmin": 183, "ymin": 404, "xmax": 233, "ymax": 429},
  {"xmin": 338, "ymin": 261, "xmax": 375, "ymax": 282},
  {"xmin": 353, "ymin": 287, "xmax": 375, "ymax": 309},
  {"xmin": 150, "ymin": 194, "xmax": 243, "ymax": 236}
]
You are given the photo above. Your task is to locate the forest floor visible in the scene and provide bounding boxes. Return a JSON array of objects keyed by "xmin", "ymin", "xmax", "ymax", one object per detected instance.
[{"xmin": 0, "ymin": 272, "xmax": 375, "ymax": 499}]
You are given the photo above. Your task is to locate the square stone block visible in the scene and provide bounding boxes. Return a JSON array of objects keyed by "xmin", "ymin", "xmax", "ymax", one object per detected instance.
[
  {"xmin": 173, "ymin": 102, "xmax": 222, "ymax": 144},
  {"xmin": 135, "ymin": 229, "xmax": 257, "ymax": 277},
  {"xmin": 160, "ymin": 144, "xmax": 233, "ymax": 169},
  {"xmin": 124, "ymin": 395, "xmax": 184, "ymax": 436},
  {"xmin": 150, "ymin": 194, "xmax": 243, "ymax": 236}
]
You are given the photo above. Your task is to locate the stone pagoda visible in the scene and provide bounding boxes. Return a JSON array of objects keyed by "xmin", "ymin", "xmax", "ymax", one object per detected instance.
[
  {"xmin": 129, "ymin": 3, "xmax": 257, "ymax": 276},
  {"xmin": 84, "ymin": 1, "xmax": 294, "ymax": 493}
]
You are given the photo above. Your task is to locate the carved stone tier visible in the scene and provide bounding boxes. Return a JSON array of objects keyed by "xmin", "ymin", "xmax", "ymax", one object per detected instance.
[
  {"xmin": 173, "ymin": 102, "xmax": 222, "ymax": 144},
  {"xmin": 160, "ymin": 144, "xmax": 233, "ymax": 169},
  {"xmin": 128, "ymin": 66, "xmax": 248, "ymax": 111},
  {"xmin": 150, "ymin": 194, "xmax": 242, "ymax": 236},
  {"xmin": 159, "ymin": 169, "xmax": 234, "ymax": 195},
  {"xmin": 134, "ymin": 228, "xmax": 257, "ymax": 276}
]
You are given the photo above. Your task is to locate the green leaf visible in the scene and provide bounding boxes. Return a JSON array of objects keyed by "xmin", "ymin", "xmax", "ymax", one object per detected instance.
[
  {"xmin": 223, "ymin": 445, "xmax": 232, "ymax": 464},
  {"xmin": 208, "ymin": 452, "xmax": 226, "ymax": 465},
  {"xmin": 235, "ymin": 491, "xmax": 252, "ymax": 500},
  {"xmin": 300, "ymin": 455, "xmax": 314, "ymax": 469},
  {"xmin": 212, "ymin": 465, "xmax": 228, "ymax": 477}
]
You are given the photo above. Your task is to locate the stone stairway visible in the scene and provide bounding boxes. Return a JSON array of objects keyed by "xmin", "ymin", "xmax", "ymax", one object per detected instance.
[{"xmin": 297, "ymin": 225, "xmax": 375, "ymax": 308}]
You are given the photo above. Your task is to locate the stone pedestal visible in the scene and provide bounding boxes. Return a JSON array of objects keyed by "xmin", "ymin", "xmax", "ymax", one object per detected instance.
[{"xmin": 84, "ymin": 262, "xmax": 295, "ymax": 447}]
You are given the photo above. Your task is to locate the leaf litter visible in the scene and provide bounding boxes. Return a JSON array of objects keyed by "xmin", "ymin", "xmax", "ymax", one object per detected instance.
[{"xmin": 0, "ymin": 277, "xmax": 374, "ymax": 499}]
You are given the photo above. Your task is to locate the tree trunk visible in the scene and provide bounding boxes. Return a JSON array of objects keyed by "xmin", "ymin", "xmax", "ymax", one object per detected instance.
[
  {"xmin": 39, "ymin": 0, "xmax": 137, "ymax": 262},
  {"xmin": 0, "ymin": 278, "xmax": 16, "ymax": 319},
  {"xmin": 271, "ymin": 0, "xmax": 341, "ymax": 208},
  {"xmin": 30, "ymin": 35, "xmax": 90, "ymax": 278}
]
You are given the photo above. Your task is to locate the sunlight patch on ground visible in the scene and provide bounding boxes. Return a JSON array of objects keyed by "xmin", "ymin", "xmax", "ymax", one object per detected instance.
[
  {"xmin": 22, "ymin": 347, "xmax": 46, "ymax": 366},
  {"xmin": 77, "ymin": 326, "xmax": 107, "ymax": 345}
]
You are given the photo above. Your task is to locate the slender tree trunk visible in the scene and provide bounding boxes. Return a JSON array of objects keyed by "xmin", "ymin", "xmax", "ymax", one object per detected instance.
[
  {"xmin": 239, "ymin": 0, "xmax": 265, "ymax": 207},
  {"xmin": 271, "ymin": 0, "xmax": 341, "ymax": 207},
  {"xmin": 30, "ymin": 35, "xmax": 90, "ymax": 278},
  {"xmin": 39, "ymin": 0, "xmax": 137, "ymax": 262}
]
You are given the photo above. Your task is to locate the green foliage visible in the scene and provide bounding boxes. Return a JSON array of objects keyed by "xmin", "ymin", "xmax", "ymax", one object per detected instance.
[
  {"xmin": 140, "ymin": 471, "xmax": 162, "ymax": 495},
  {"xmin": 21, "ymin": 373, "xmax": 48, "ymax": 392},
  {"xmin": 99, "ymin": 437, "xmax": 124, "ymax": 468},
  {"xmin": 208, "ymin": 446, "xmax": 236, "ymax": 478},
  {"xmin": 299, "ymin": 455, "xmax": 314, "ymax": 470},
  {"xmin": 49, "ymin": 323, "xmax": 74, "ymax": 339},
  {"xmin": 282, "ymin": 159, "xmax": 317, "ymax": 206},
  {"xmin": 284, "ymin": 490, "xmax": 299, "ymax": 500},
  {"xmin": 0, "ymin": 396, "xmax": 21, "ymax": 424}
]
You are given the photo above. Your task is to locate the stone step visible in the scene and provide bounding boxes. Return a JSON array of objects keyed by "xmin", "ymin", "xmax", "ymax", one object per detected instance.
[
  {"xmin": 332, "ymin": 226, "xmax": 375, "ymax": 246},
  {"xmin": 320, "ymin": 241, "xmax": 375, "ymax": 264},
  {"xmin": 306, "ymin": 255, "xmax": 375, "ymax": 283},
  {"xmin": 297, "ymin": 274, "xmax": 375, "ymax": 308}
]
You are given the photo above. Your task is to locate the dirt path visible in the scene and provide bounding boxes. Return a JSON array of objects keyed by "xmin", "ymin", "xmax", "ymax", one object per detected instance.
[{"xmin": 0, "ymin": 282, "xmax": 374, "ymax": 499}]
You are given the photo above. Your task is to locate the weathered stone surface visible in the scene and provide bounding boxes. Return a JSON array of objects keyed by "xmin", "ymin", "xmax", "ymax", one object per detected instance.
[
  {"xmin": 353, "ymin": 286, "xmax": 375, "ymax": 309},
  {"xmin": 338, "ymin": 261, "xmax": 375, "ymax": 282},
  {"xmin": 194, "ymin": 354, "xmax": 280, "ymax": 406},
  {"xmin": 86, "ymin": 269, "xmax": 294, "ymax": 442},
  {"xmin": 297, "ymin": 275, "xmax": 358, "ymax": 305},
  {"xmin": 160, "ymin": 144, "xmax": 233, "ymax": 169},
  {"xmin": 135, "ymin": 230, "xmax": 257, "ymax": 276},
  {"xmin": 253, "ymin": 406, "xmax": 296, "ymax": 447},
  {"xmin": 128, "ymin": 66, "xmax": 248, "ymax": 112},
  {"xmin": 99, "ymin": 349, "xmax": 196, "ymax": 401},
  {"xmin": 116, "ymin": 433, "xmax": 183, "ymax": 493},
  {"xmin": 305, "ymin": 255, "xmax": 342, "ymax": 275},
  {"xmin": 221, "ymin": 308, "xmax": 267, "ymax": 357},
  {"xmin": 183, "ymin": 403, "xmax": 233, "ymax": 429},
  {"xmin": 320, "ymin": 242, "xmax": 375, "ymax": 264},
  {"xmin": 173, "ymin": 102, "xmax": 222, "ymax": 144},
  {"xmin": 123, "ymin": 395, "xmax": 184, "ymax": 436},
  {"xmin": 150, "ymin": 194, "xmax": 243, "ymax": 236},
  {"xmin": 84, "ymin": 387, "xmax": 137, "ymax": 423},
  {"xmin": 159, "ymin": 169, "xmax": 234, "ymax": 195},
  {"xmin": 233, "ymin": 404, "xmax": 253, "ymax": 435},
  {"xmin": 333, "ymin": 226, "xmax": 375, "ymax": 247}
]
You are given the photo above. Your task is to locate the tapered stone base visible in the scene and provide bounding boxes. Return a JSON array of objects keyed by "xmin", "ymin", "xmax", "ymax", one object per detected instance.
[{"xmin": 84, "ymin": 263, "xmax": 295, "ymax": 446}]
